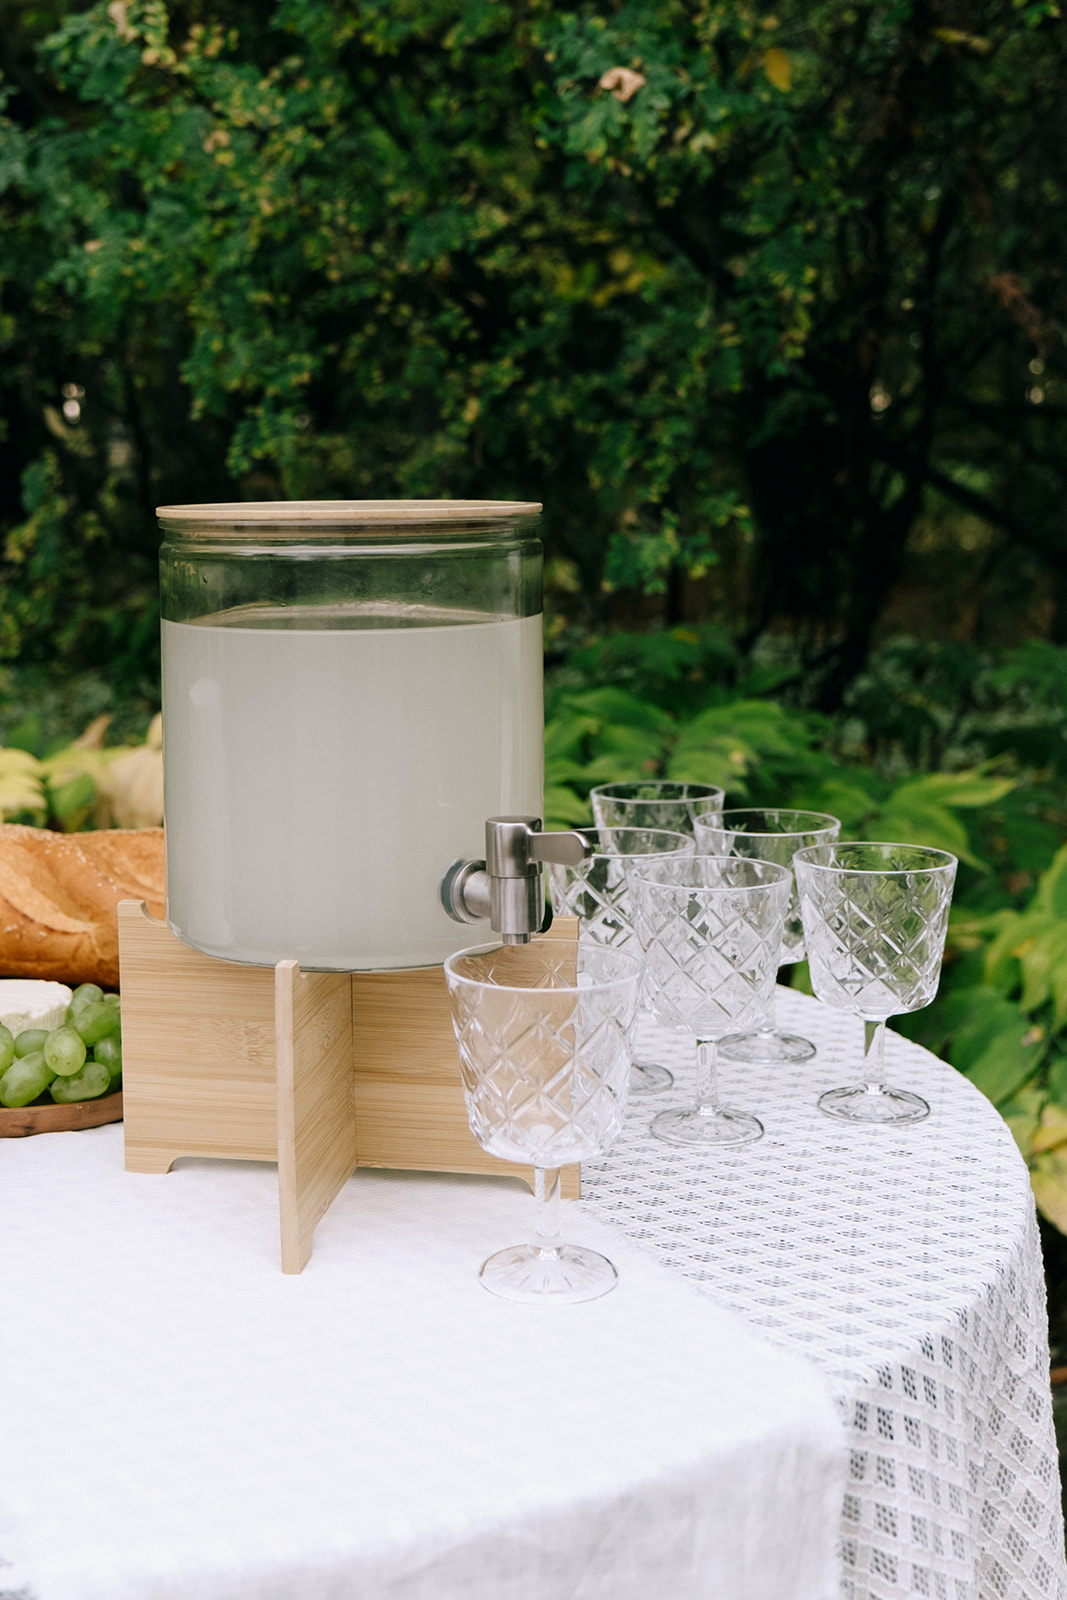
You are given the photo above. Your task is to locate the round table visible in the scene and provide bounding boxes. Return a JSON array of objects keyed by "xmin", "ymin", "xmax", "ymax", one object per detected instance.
[{"xmin": 582, "ymin": 987, "xmax": 1067, "ymax": 1600}]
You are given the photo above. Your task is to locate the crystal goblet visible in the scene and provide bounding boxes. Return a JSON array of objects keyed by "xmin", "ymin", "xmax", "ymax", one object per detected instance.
[
  {"xmin": 590, "ymin": 780, "xmax": 725, "ymax": 836},
  {"xmin": 443, "ymin": 940, "xmax": 642, "ymax": 1303},
  {"xmin": 693, "ymin": 808, "xmax": 841, "ymax": 1064},
  {"xmin": 629, "ymin": 855, "xmax": 791, "ymax": 1147},
  {"xmin": 793, "ymin": 841, "xmax": 957, "ymax": 1125},
  {"xmin": 546, "ymin": 826, "xmax": 694, "ymax": 1095}
]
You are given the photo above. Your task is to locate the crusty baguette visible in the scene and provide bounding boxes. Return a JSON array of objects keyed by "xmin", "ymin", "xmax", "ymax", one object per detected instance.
[{"xmin": 0, "ymin": 824, "xmax": 165, "ymax": 990}]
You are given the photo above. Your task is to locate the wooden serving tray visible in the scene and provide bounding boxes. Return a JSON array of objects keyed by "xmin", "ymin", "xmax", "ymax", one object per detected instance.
[{"xmin": 0, "ymin": 1089, "xmax": 123, "ymax": 1138}]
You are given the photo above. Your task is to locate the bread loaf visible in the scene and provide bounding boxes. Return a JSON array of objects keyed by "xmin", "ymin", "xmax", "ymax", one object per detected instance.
[{"xmin": 0, "ymin": 825, "xmax": 165, "ymax": 990}]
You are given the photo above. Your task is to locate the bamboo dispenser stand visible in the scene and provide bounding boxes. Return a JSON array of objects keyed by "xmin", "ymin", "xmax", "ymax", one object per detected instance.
[{"xmin": 117, "ymin": 902, "xmax": 581, "ymax": 1274}]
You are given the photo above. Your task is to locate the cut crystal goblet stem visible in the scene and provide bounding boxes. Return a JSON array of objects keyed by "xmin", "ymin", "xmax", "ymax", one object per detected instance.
[
  {"xmin": 533, "ymin": 1166, "xmax": 562, "ymax": 1250},
  {"xmin": 816, "ymin": 1018, "xmax": 932, "ymax": 1124},
  {"xmin": 862, "ymin": 1017, "xmax": 886, "ymax": 1094},
  {"xmin": 696, "ymin": 1038, "xmax": 718, "ymax": 1114},
  {"xmin": 649, "ymin": 1034, "xmax": 765, "ymax": 1146},
  {"xmin": 476, "ymin": 1165, "xmax": 619, "ymax": 1301}
]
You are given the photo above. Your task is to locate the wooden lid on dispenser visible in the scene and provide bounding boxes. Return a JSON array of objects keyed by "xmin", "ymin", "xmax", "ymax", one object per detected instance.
[{"xmin": 156, "ymin": 500, "xmax": 542, "ymax": 536}]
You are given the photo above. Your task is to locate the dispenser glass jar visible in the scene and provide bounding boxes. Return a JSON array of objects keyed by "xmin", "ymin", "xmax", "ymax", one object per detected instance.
[{"xmin": 158, "ymin": 501, "xmax": 544, "ymax": 970}]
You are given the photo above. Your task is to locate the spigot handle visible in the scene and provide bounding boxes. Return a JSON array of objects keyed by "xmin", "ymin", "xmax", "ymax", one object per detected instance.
[
  {"xmin": 527, "ymin": 830, "xmax": 593, "ymax": 867},
  {"xmin": 484, "ymin": 817, "xmax": 592, "ymax": 875}
]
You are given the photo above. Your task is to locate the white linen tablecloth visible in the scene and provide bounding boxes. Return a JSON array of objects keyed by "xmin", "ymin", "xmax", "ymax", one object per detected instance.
[
  {"xmin": 0, "ymin": 1119, "xmax": 844, "ymax": 1600},
  {"xmin": 582, "ymin": 988, "xmax": 1067, "ymax": 1600}
]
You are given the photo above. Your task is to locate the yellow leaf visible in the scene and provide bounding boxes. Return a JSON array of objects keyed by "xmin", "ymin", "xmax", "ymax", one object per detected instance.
[
  {"xmin": 932, "ymin": 27, "xmax": 990, "ymax": 53},
  {"xmin": 598, "ymin": 67, "xmax": 646, "ymax": 104},
  {"xmin": 0, "ymin": 749, "xmax": 46, "ymax": 815},
  {"xmin": 1031, "ymin": 1149, "xmax": 1067, "ymax": 1233},
  {"xmin": 1031, "ymin": 1103, "xmax": 1067, "ymax": 1155},
  {"xmin": 73, "ymin": 713, "xmax": 112, "ymax": 749},
  {"xmin": 98, "ymin": 744, "xmax": 164, "ymax": 829},
  {"xmin": 762, "ymin": 48, "xmax": 791, "ymax": 92}
]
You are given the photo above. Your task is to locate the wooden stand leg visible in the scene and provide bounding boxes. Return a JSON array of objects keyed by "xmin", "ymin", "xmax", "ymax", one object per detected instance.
[{"xmin": 276, "ymin": 963, "xmax": 359, "ymax": 1275}]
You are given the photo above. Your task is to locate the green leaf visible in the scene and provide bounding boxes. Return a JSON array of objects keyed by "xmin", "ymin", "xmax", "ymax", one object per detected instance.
[
  {"xmin": 543, "ymin": 783, "xmax": 593, "ymax": 832},
  {"xmin": 871, "ymin": 799, "xmax": 979, "ymax": 867},
  {"xmin": 1016, "ymin": 919, "xmax": 1067, "ymax": 1019},
  {"xmin": 961, "ymin": 1026, "xmax": 1045, "ymax": 1106},
  {"xmin": 790, "ymin": 778, "xmax": 878, "ymax": 830},
  {"xmin": 887, "ymin": 770, "xmax": 1016, "ymax": 810},
  {"xmin": 1046, "ymin": 1049, "xmax": 1067, "ymax": 1106},
  {"xmin": 544, "ymin": 712, "xmax": 598, "ymax": 765},
  {"xmin": 943, "ymin": 987, "xmax": 1047, "ymax": 1105},
  {"xmin": 48, "ymin": 771, "xmax": 97, "ymax": 829},
  {"xmin": 555, "ymin": 688, "xmax": 673, "ymax": 733},
  {"xmin": 1033, "ymin": 843, "xmax": 1067, "ymax": 919},
  {"xmin": 543, "ymin": 757, "xmax": 595, "ymax": 787},
  {"xmin": 666, "ymin": 737, "xmax": 753, "ymax": 793},
  {"xmin": 587, "ymin": 722, "xmax": 666, "ymax": 769},
  {"xmin": 674, "ymin": 699, "xmax": 815, "ymax": 761}
]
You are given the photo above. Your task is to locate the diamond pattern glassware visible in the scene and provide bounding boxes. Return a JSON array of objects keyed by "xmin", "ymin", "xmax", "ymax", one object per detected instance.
[
  {"xmin": 693, "ymin": 808, "xmax": 841, "ymax": 1065},
  {"xmin": 629, "ymin": 855, "xmax": 791, "ymax": 1147},
  {"xmin": 793, "ymin": 841, "xmax": 957, "ymax": 1124},
  {"xmin": 443, "ymin": 940, "xmax": 642, "ymax": 1302},
  {"xmin": 590, "ymin": 780, "xmax": 725, "ymax": 836},
  {"xmin": 546, "ymin": 826, "xmax": 694, "ymax": 1094}
]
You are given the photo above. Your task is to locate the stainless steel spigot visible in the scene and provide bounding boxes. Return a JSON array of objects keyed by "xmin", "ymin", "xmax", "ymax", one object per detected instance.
[{"xmin": 442, "ymin": 816, "xmax": 593, "ymax": 944}]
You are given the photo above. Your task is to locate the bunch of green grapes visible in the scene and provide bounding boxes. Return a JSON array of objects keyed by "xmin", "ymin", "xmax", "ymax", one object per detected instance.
[{"xmin": 0, "ymin": 985, "xmax": 122, "ymax": 1108}]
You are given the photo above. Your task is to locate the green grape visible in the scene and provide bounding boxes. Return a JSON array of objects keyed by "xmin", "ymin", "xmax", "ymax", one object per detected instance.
[
  {"xmin": 71, "ymin": 1000, "xmax": 120, "ymax": 1047},
  {"xmin": 66, "ymin": 984, "xmax": 113, "ymax": 1028},
  {"xmin": 14, "ymin": 1027, "xmax": 49, "ymax": 1058},
  {"xmin": 0, "ymin": 1023, "xmax": 14, "ymax": 1074},
  {"xmin": 44, "ymin": 1025, "xmax": 87, "ymax": 1077},
  {"xmin": 50, "ymin": 1057, "xmax": 110, "ymax": 1104},
  {"xmin": 94, "ymin": 1034, "xmax": 122, "ymax": 1084},
  {"xmin": 0, "ymin": 1049, "xmax": 55, "ymax": 1108}
]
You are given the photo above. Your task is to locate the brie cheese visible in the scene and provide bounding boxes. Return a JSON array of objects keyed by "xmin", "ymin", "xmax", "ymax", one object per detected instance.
[{"xmin": 0, "ymin": 980, "xmax": 73, "ymax": 1038}]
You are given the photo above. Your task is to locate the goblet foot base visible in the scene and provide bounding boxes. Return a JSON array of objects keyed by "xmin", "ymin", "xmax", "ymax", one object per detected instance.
[
  {"xmin": 818, "ymin": 1083, "xmax": 930, "ymax": 1125},
  {"xmin": 650, "ymin": 1106, "xmax": 764, "ymax": 1147},
  {"xmin": 479, "ymin": 1242, "xmax": 618, "ymax": 1304},
  {"xmin": 718, "ymin": 1029, "xmax": 816, "ymax": 1065},
  {"xmin": 630, "ymin": 1060, "xmax": 674, "ymax": 1094}
]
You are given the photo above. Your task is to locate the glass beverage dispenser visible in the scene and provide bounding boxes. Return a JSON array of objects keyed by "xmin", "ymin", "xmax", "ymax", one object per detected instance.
[{"xmin": 157, "ymin": 500, "xmax": 544, "ymax": 972}]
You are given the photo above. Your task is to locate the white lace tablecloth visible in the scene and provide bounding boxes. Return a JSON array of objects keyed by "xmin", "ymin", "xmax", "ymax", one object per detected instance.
[
  {"xmin": 580, "ymin": 987, "xmax": 1067, "ymax": 1600},
  {"xmin": 1, "ymin": 987, "xmax": 1061, "ymax": 1600},
  {"xmin": 0, "ymin": 1120, "xmax": 844, "ymax": 1600}
]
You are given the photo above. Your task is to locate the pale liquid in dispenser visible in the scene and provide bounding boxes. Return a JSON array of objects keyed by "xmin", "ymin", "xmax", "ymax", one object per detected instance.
[{"xmin": 162, "ymin": 611, "xmax": 543, "ymax": 969}]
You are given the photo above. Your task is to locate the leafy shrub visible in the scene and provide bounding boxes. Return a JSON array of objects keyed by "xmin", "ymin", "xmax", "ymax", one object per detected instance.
[{"xmin": 898, "ymin": 846, "xmax": 1067, "ymax": 1233}]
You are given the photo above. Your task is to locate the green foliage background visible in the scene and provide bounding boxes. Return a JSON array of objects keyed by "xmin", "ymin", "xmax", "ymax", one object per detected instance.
[{"xmin": 2, "ymin": 0, "xmax": 1066, "ymax": 704}]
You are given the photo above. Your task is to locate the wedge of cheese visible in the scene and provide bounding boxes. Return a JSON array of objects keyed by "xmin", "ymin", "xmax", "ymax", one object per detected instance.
[{"xmin": 0, "ymin": 979, "xmax": 73, "ymax": 1038}]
